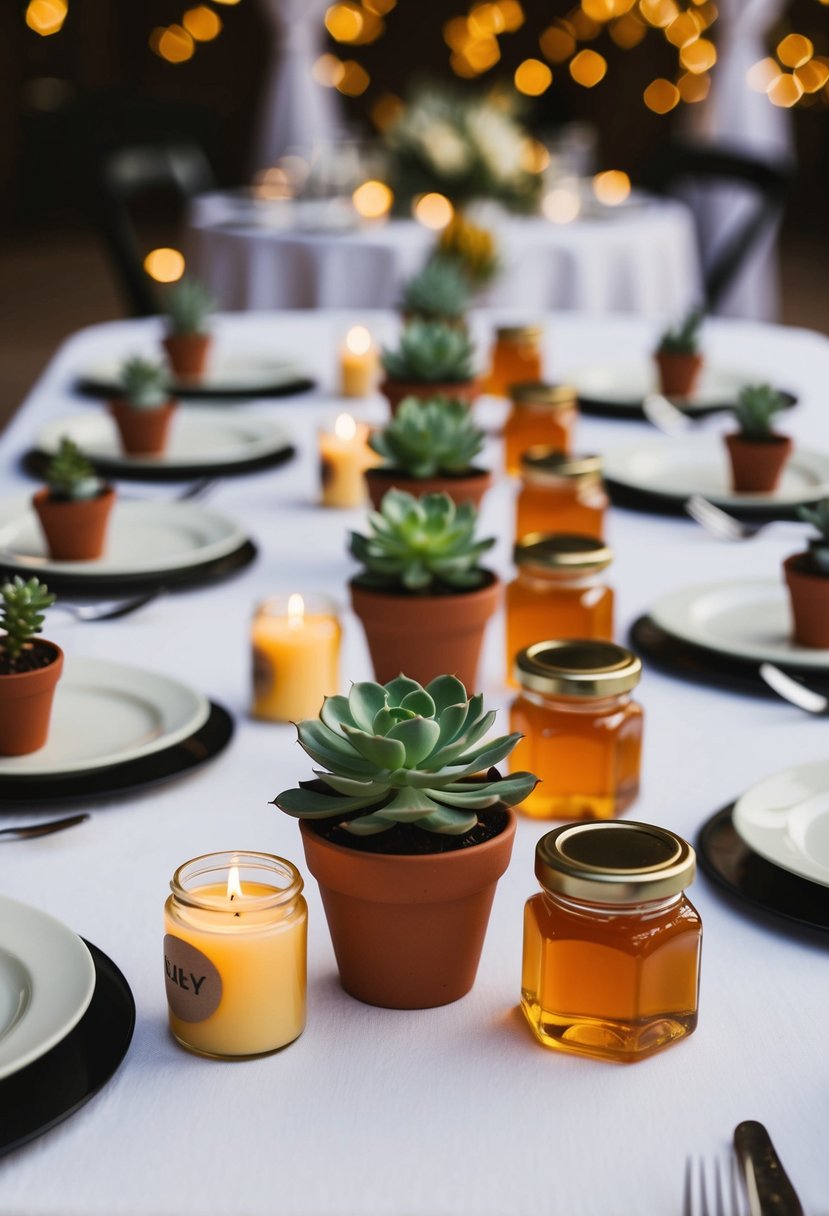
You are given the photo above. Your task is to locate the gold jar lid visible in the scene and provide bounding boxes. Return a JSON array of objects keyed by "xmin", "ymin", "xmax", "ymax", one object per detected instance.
[
  {"xmin": 510, "ymin": 382, "xmax": 577, "ymax": 409},
  {"xmin": 535, "ymin": 821, "xmax": 696, "ymax": 903},
  {"xmin": 514, "ymin": 639, "xmax": 641, "ymax": 697},
  {"xmin": 519, "ymin": 448, "xmax": 602, "ymax": 481},
  {"xmin": 496, "ymin": 324, "xmax": 543, "ymax": 344},
  {"xmin": 514, "ymin": 533, "xmax": 612, "ymax": 573}
]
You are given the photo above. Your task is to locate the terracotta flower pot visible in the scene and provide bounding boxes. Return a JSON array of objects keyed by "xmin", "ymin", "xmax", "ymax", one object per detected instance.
[
  {"xmin": 380, "ymin": 377, "xmax": 482, "ymax": 417},
  {"xmin": 299, "ymin": 809, "xmax": 516, "ymax": 1008},
  {"xmin": 162, "ymin": 333, "xmax": 212, "ymax": 380},
  {"xmin": 109, "ymin": 399, "xmax": 178, "ymax": 456},
  {"xmin": 0, "ymin": 642, "xmax": 63, "ymax": 756},
  {"xmin": 350, "ymin": 574, "xmax": 500, "ymax": 690},
  {"xmin": 32, "ymin": 486, "xmax": 116, "ymax": 561},
  {"xmin": 784, "ymin": 553, "xmax": 829, "ymax": 648},
  {"xmin": 724, "ymin": 432, "xmax": 792, "ymax": 493},
  {"xmin": 654, "ymin": 352, "xmax": 703, "ymax": 398},
  {"xmin": 365, "ymin": 467, "xmax": 493, "ymax": 512}
]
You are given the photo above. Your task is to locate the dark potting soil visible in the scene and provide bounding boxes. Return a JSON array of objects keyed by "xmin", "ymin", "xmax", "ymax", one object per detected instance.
[
  {"xmin": 311, "ymin": 806, "xmax": 509, "ymax": 855},
  {"xmin": 351, "ymin": 570, "xmax": 497, "ymax": 598},
  {"xmin": 0, "ymin": 641, "xmax": 58, "ymax": 675}
]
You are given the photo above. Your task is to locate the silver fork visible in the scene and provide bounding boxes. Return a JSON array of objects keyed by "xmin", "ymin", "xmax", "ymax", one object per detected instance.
[
  {"xmin": 0, "ymin": 814, "xmax": 89, "ymax": 841},
  {"xmin": 126, "ymin": 477, "xmax": 217, "ymax": 504},
  {"xmin": 643, "ymin": 393, "xmax": 697, "ymax": 436},
  {"xmin": 58, "ymin": 589, "xmax": 162, "ymax": 623},
  {"xmin": 685, "ymin": 494, "xmax": 800, "ymax": 542},
  {"xmin": 683, "ymin": 1156, "xmax": 747, "ymax": 1216},
  {"xmin": 759, "ymin": 661, "xmax": 829, "ymax": 714}
]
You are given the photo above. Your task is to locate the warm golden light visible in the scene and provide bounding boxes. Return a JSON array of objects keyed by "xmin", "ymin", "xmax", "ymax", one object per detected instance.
[
  {"xmin": 156, "ymin": 24, "xmax": 195, "ymax": 63},
  {"xmin": 495, "ymin": 0, "xmax": 524, "ymax": 30},
  {"xmin": 227, "ymin": 865, "xmax": 244, "ymax": 900},
  {"xmin": 336, "ymin": 60, "xmax": 370, "ymax": 95},
  {"xmin": 443, "ymin": 16, "xmax": 470, "ymax": 49},
  {"xmin": 542, "ymin": 186, "xmax": 581, "ymax": 224},
  {"xmin": 252, "ymin": 167, "xmax": 292, "ymax": 201},
  {"xmin": 25, "ymin": 0, "xmax": 67, "ymax": 36},
  {"xmin": 351, "ymin": 9, "xmax": 384, "ymax": 44},
  {"xmin": 211, "ymin": 0, "xmax": 241, "ymax": 5},
  {"xmin": 581, "ymin": 0, "xmax": 615, "ymax": 21},
  {"xmin": 413, "ymin": 193, "xmax": 455, "ymax": 230},
  {"xmin": 665, "ymin": 11, "xmax": 700, "ymax": 46},
  {"xmin": 345, "ymin": 326, "xmax": 372, "ymax": 356},
  {"xmin": 570, "ymin": 49, "xmax": 607, "ymax": 87},
  {"xmin": 643, "ymin": 78, "xmax": 680, "ymax": 113},
  {"xmin": 352, "ymin": 179, "xmax": 393, "ymax": 219},
  {"xmin": 680, "ymin": 37, "xmax": 716, "ymax": 73},
  {"xmin": 313, "ymin": 53, "xmax": 345, "ymax": 87},
  {"xmin": 183, "ymin": 6, "xmax": 222, "ymax": 40},
  {"xmin": 639, "ymin": 0, "xmax": 678, "ymax": 28},
  {"xmin": 144, "ymin": 248, "xmax": 186, "ymax": 283},
  {"xmin": 767, "ymin": 73, "xmax": 804, "ymax": 107},
  {"xmin": 364, "ymin": 0, "xmax": 396, "ymax": 12},
  {"xmin": 521, "ymin": 140, "xmax": 551, "ymax": 173},
  {"xmin": 450, "ymin": 52, "xmax": 479, "ymax": 79},
  {"xmin": 777, "ymin": 33, "xmax": 813, "ymax": 69},
  {"xmin": 609, "ymin": 12, "xmax": 646, "ymax": 47},
  {"xmin": 515, "ymin": 58, "xmax": 553, "ymax": 95},
  {"xmin": 334, "ymin": 414, "xmax": 358, "ymax": 442},
  {"xmin": 461, "ymin": 37, "xmax": 501, "ymax": 72},
  {"xmin": 370, "ymin": 93, "xmax": 403, "ymax": 131},
  {"xmin": 539, "ymin": 24, "xmax": 576, "ymax": 62},
  {"xmin": 592, "ymin": 169, "xmax": 631, "ymax": 205},
  {"xmin": 325, "ymin": 3, "xmax": 363, "ymax": 42},
  {"xmin": 469, "ymin": 3, "xmax": 505, "ymax": 36},
  {"xmin": 677, "ymin": 71, "xmax": 710, "ymax": 102},
  {"xmin": 287, "ymin": 594, "xmax": 306, "ymax": 628},
  {"xmin": 568, "ymin": 8, "xmax": 601, "ymax": 39},
  {"xmin": 796, "ymin": 58, "xmax": 829, "ymax": 93},
  {"xmin": 746, "ymin": 58, "xmax": 780, "ymax": 93}
]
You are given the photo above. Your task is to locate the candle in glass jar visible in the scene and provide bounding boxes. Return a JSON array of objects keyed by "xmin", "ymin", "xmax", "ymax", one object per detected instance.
[
  {"xmin": 164, "ymin": 851, "xmax": 307, "ymax": 1059},
  {"xmin": 319, "ymin": 413, "xmax": 376, "ymax": 508},
  {"xmin": 340, "ymin": 325, "xmax": 378, "ymax": 398},
  {"xmin": 251, "ymin": 593, "xmax": 341, "ymax": 722}
]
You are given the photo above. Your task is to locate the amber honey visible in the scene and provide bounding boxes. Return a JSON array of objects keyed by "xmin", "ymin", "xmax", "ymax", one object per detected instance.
[
  {"xmin": 509, "ymin": 640, "xmax": 643, "ymax": 820},
  {"xmin": 488, "ymin": 325, "xmax": 544, "ymax": 397},
  {"xmin": 503, "ymin": 383, "xmax": 577, "ymax": 476},
  {"xmin": 516, "ymin": 449, "xmax": 608, "ymax": 541},
  {"xmin": 521, "ymin": 822, "xmax": 702, "ymax": 1062}
]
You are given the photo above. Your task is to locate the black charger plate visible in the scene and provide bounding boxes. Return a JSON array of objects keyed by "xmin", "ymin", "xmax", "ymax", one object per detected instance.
[
  {"xmin": 697, "ymin": 804, "xmax": 829, "ymax": 935},
  {"xmin": 0, "ymin": 941, "xmax": 135, "ymax": 1157},
  {"xmin": 578, "ymin": 388, "xmax": 796, "ymax": 422},
  {"xmin": 606, "ymin": 478, "xmax": 808, "ymax": 520},
  {"xmin": 0, "ymin": 701, "xmax": 233, "ymax": 805},
  {"xmin": 76, "ymin": 373, "xmax": 316, "ymax": 401},
  {"xmin": 22, "ymin": 444, "xmax": 296, "ymax": 484}
]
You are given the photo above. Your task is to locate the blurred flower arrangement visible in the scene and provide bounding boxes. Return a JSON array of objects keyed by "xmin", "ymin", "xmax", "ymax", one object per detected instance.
[{"xmin": 437, "ymin": 214, "xmax": 500, "ymax": 287}]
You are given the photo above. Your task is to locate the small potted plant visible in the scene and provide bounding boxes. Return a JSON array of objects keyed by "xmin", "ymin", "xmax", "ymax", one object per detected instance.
[
  {"xmin": 399, "ymin": 257, "xmax": 470, "ymax": 328},
  {"xmin": 349, "ymin": 489, "xmax": 499, "ymax": 690},
  {"xmin": 109, "ymin": 357, "xmax": 177, "ymax": 456},
  {"xmin": 784, "ymin": 500, "xmax": 829, "ymax": 648},
  {"xmin": 654, "ymin": 309, "xmax": 704, "ymax": 398},
  {"xmin": 272, "ymin": 673, "xmax": 537, "ymax": 1008},
  {"xmin": 0, "ymin": 576, "xmax": 61, "ymax": 756},
  {"xmin": 162, "ymin": 277, "xmax": 216, "ymax": 380},
  {"xmin": 380, "ymin": 320, "xmax": 480, "ymax": 415},
  {"xmin": 365, "ymin": 396, "xmax": 492, "ymax": 511},
  {"xmin": 32, "ymin": 438, "xmax": 116, "ymax": 561},
  {"xmin": 724, "ymin": 383, "xmax": 792, "ymax": 493}
]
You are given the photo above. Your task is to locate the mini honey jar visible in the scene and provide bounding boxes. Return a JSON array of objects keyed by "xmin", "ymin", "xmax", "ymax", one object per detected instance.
[
  {"xmin": 505, "ymin": 534, "xmax": 614, "ymax": 684},
  {"xmin": 503, "ymin": 383, "xmax": 578, "ymax": 475},
  {"xmin": 521, "ymin": 822, "xmax": 702, "ymax": 1063},
  {"xmin": 515, "ymin": 449, "xmax": 608, "ymax": 541},
  {"xmin": 509, "ymin": 640, "xmax": 643, "ymax": 820},
  {"xmin": 488, "ymin": 325, "xmax": 544, "ymax": 397}
]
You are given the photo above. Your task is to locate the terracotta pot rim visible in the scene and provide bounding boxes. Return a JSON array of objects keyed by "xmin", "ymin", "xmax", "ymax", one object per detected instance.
[
  {"xmin": 109, "ymin": 397, "xmax": 178, "ymax": 412},
  {"xmin": 0, "ymin": 640, "xmax": 63, "ymax": 682},
  {"xmin": 164, "ymin": 329, "xmax": 211, "ymax": 339},
  {"xmin": 33, "ymin": 485, "xmax": 115, "ymax": 506},
  {"xmin": 653, "ymin": 349, "xmax": 703, "ymax": 361},
  {"xmin": 726, "ymin": 431, "xmax": 791, "ymax": 447},
  {"xmin": 380, "ymin": 375, "xmax": 480, "ymax": 394},
  {"xmin": 350, "ymin": 570, "xmax": 499, "ymax": 601},
  {"xmin": 365, "ymin": 466, "xmax": 491, "ymax": 484},
  {"xmin": 784, "ymin": 551, "xmax": 829, "ymax": 580},
  {"xmin": 299, "ymin": 805, "xmax": 516, "ymax": 866}
]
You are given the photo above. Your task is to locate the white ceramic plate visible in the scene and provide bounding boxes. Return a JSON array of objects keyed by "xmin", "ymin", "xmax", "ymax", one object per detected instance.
[
  {"xmin": 0, "ymin": 656, "xmax": 210, "ymax": 776},
  {"xmin": 0, "ymin": 896, "xmax": 96, "ymax": 1080},
  {"xmin": 0, "ymin": 497, "xmax": 247, "ymax": 577},
  {"xmin": 572, "ymin": 363, "xmax": 769, "ymax": 410},
  {"xmin": 649, "ymin": 579, "xmax": 829, "ymax": 670},
  {"xmin": 602, "ymin": 437, "xmax": 829, "ymax": 509},
  {"xmin": 733, "ymin": 759, "xmax": 829, "ymax": 886},
  {"xmin": 36, "ymin": 410, "xmax": 292, "ymax": 471},
  {"xmin": 83, "ymin": 354, "xmax": 305, "ymax": 396}
]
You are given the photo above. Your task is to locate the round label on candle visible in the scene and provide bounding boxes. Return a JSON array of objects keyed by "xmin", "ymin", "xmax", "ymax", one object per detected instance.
[{"xmin": 164, "ymin": 935, "xmax": 223, "ymax": 1022}]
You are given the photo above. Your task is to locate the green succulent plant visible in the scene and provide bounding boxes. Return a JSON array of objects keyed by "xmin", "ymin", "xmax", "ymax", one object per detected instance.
[
  {"xmin": 657, "ymin": 308, "xmax": 703, "ymax": 356},
  {"xmin": 273, "ymin": 673, "xmax": 537, "ymax": 835},
  {"xmin": 45, "ymin": 438, "xmax": 103, "ymax": 501},
  {"xmin": 733, "ymin": 383, "xmax": 786, "ymax": 440},
  {"xmin": 164, "ymin": 278, "xmax": 215, "ymax": 336},
  {"xmin": 350, "ymin": 489, "xmax": 494, "ymax": 593},
  {"xmin": 400, "ymin": 258, "xmax": 471, "ymax": 325},
  {"xmin": 381, "ymin": 320, "xmax": 476, "ymax": 384},
  {"xmin": 0, "ymin": 576, "xmax": 56, "ymax": 666},
  {"xmin": 369, "ymin": 397, "xmax": 484, "ymax": 478},
  {"xmin": 119, "ymin": 357, "xmax": 169, "ymax": 409},
  {"xmin": 798, "ymin": 499, "xmax": 829, "ymax": 575}
]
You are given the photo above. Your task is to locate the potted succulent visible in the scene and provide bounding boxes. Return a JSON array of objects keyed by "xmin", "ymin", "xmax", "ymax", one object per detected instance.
[
  {"xmin": 784, "ymin": 500, "xmax": 829, "ymax": 648},
  {"xmin": 109, "ymin": 357, "xmax": 177, "ymax": 456},
  {"xmin": 365, "ymin": 396, "xmax": 492, "ymax": 511},
  {"xmin": 162, "ymin": 277, "xmax": 216, "ymax": 380},
  {"xmin": 349, "ymin": 489, "xmax": 499, "ymax": 690},
  {"xmin": 272, "ymin": 673, "xmax": 537, "ymax": 1008},
  {"xmin": 32, "ymin": 438, "xmax": 116, "ymax": 561},
  {"xmin": 654, "ymin": 309, "xmax": 704, "ymax": 398},
  {"xmin": 380, "ymin": 320, "xmax": 480, "ymax": 415},
  {"xmin": 724, "ymin": 384, "xmax": 792, "ymax": 493},
  {"xmin": 0, "ymin": 576, "xmax": 61, "ymax": 756},
  {"xmin": 399, "ymin": 257, "xmax": 471, "ymax": 328}
]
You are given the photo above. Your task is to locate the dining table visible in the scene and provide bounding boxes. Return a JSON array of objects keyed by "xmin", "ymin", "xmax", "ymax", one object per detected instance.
[{"xmin": 0, "ymin": 308, "xmax": 826, "ymax": 1216}]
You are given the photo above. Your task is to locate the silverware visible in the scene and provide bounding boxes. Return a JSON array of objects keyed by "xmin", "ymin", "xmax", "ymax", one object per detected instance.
[
  {"xmin": 683, "ymin": 1155, "xmax": 747, "ymax": 1216},
  {"xmin": 124, "ymin": 477, "xmax": 217, "ymax": 504},
  {"xmin": 685, "ymin": 496, "xmax": 804, "ymax": 543},
  {"xmin": 734, "ymin": 1121, "xmax": 804, "ymax": 1216},
  {"xmin": 643, "ymin": 393, "xmax": 698, "ymax": 435},
  {"xmin": 0, "ymin": 813, "xmax": 90, "ymax": 841},
  {"xmin": 759, "ymin": 662, "xmax": 829, "ymax": 714},
  {"xmin": 57, "ymin": 589, "xmax": 162, "ymax": 623}
]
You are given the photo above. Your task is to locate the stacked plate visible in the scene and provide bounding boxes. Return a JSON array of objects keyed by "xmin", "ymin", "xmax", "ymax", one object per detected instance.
[
  {"xmin": 570, "ymin": 361, "xmax": 796, "ymax": 421},
  {"xmin": 76, "ymin": 354, "xmax": 314, "ymax": 400},
  {"xmin": 0, "ymin": 895, "xmax": 135, "ymax": 1154}
]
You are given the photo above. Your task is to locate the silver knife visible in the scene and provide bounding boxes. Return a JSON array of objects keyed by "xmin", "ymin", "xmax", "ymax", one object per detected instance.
[{"xmin": 734, "ymin": 1121, "xmax": 804, "ymax": 1216}]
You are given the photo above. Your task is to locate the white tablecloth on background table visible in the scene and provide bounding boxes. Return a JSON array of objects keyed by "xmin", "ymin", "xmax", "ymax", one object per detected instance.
[
  {"xmin": 0, "ymin": 310, "xmax": 827, "ymax": 1216},
  {"xmin": 186, "ymin": 196, "xmax": 701, "ymax": 318}
]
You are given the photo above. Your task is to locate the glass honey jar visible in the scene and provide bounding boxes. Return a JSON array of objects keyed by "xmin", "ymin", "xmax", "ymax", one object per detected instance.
[
  {"xmin": 516, "ymin": 449, "xmax": 608, "ymax": 541},
  {"xmin": 505, "ymin": 534, "xmax": 614, "ymax": 685},
  {"xmin": 509, "ymin": 640, "xmax": 643, "ymax": 820},
  {"xmin": 503, "ymin": 383, "xmax": 578, "ymax": 476},
  {"xmin": 521, "ymin": 821, "xmax": 702, "ymax": 1063},
  {"xmin": 488, "ymin": 325, "xmax": 544, "ymax": 397}
]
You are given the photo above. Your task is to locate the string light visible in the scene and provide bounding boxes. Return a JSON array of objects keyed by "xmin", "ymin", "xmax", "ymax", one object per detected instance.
[
  {"xmin": 514, "ymin": 58, "xmax": 553, "ymax": 95},
  {"xmin": 539, "ymin": 24, "xmax": 576, "ymax": 62},
  {"xmin": 643, "ymin": 77, "xmax": 680, "ymax": 112},
  {"xmin": 25, "ymin": 0, "xmax": 67, "ymax": 36},
  {"xmin": 144, "ymin": 248, "xmax": 186, "ymax": 283},
  {"xmin": 570, "ymin": 49, "xmax": 608, "ymax": 87}
]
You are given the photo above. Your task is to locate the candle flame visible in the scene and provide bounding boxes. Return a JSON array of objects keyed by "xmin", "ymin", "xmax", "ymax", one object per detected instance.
[
  {"xmin": 334, "ymin": 413, "xmax": 358, "ymax": 441},
  {"xmin": 227, "ymin": 865, "xmax": 243, "ymax": 900},
  {"xmin": 287, "ymin": 593, "xmax": 305, "ymax": 629},
  {"xmin": 345, "ymin": 326, "xmax": 372, "ymax": 356}
]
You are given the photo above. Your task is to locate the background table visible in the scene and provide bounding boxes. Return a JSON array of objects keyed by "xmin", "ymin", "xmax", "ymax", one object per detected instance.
[
  {"xmin": 186, "ymin": 196, "xmax": 701, "ymax": 318},
  {"xmin": 0, "ymin": 310, "xmax": 827, "ymax": 1216}
]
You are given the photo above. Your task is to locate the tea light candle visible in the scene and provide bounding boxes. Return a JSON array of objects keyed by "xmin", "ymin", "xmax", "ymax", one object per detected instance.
[
  {"xmin": 340, "ymin": 325, "xmax": 377, "ymax": 398},
  {"xmin": 251, "ymin": 592, "xmax": 341, "ymax": 722},
  {"xmin": 319, "ymin": 412, "xmax": 376, "ymax": 508},
  {"xmin": 164, "ymin": 851, "xmax": 307, "ymax": 1059}
]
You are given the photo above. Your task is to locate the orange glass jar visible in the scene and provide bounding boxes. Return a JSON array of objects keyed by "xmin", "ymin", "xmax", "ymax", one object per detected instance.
[
  {"xmin": 505, "ymin": 535, "xmax": 614, "ymax": 685},
  {"xmin": 521, "ymin": 822, "xmax": 702, "ymax": 1062},
  {"xmin": 488, "ymin": 325, "xmax": 544, "ymax": 397},
  {"xmin": 503, "ymin": 383, "xmax": 578, "ymax": 475},
  {"xmin": 509, "ymin": 640, "xmax": 643, "ymax": 820},
  {"xmin": 516, "ymin": 449, "xmax": 608, "ymax": 541}
]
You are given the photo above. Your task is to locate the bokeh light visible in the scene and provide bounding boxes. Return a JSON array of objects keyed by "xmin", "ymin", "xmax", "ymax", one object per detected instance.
[
  {"xmin": 796, "ymin": 58, "xmax": 829, "ymax": 93},
  {"xmin": 154, "ymin": 25, "xmax": 195, "ymax": 63},
  {"xmin": 182, "ymin": 6, "xmax": 222, "ymax": 41},
  {"xmin": 581, "ymin": 0, "xmax": 615, "ymax": 21},
  {"xmin": 665, "ymin": 11, "xmax": 700, "ymax": 47},
  {"xmin": 609, "ymin": 12, "xmax": 646, "ymax": 47},
  {"xmin": 336, "ymin": 60, "xmax": 370, "ymax": 95},
  {"xmin": 469, "ymin": 3, "xmax": 505, "ymax": 36},
  {"xmin": 677, "ymin": 71, "xmax": 711, "ymax": 102},
  {"xmin": 413, "ymin": 193, "xmax": 455, "ymax": 230},
  {"xmin": 639, "ymin": 0, "xmax": 678, "ymax": 28},
  {"xmin": 325, "ymin": 3, "xmax": 363, "ymax": 42},
  {"xmin": 495, "ymin": 0, "xmax": 524, "ymax": 30},
  {"xmin": 514, "ymin": 58, "xmax": 553, "ymax": 95},
  {"xmin": 592, "ymin": 169, "xmax": 631, "ymax": 205},
  {"xmin": 539, "ymin": 24, "xmax": 576, "ymax": 62},
  {"xmin": 144, "ymin": 248, "xmax": 186, "ymax": 283},
  {"xmin": 370, "ymin": 93, "xmax": 403, "ymax": 130},
  {"xmin": 570, "ymin": 49, "xmax": 607, "ymax": 87},
  {"xmin": 542, "ymin": 186, "xmax": 581, "ymax": 224},
  {"xmin": 643, "ymin": 78, "xmax": 680, "ymax": 113},
  {"xmin": 776, "ymin": 33, "xmax": 813, "ymax": 69},
  {"xmin": 352, "ymin": 180, "xmax": 393, "ymax": 219},
  {"xmin": 312, "ymin": 53, "xmax": 345, "ymax": 87},
  {"xmin": 25, "ymin": 0, "xmax": 68, "ymax": 36},
  {"xmin": 680, "ymin": 38, "xmax": 716, "ymax": 74},
  {"xmin": 746, "ymin": 58, "xmax": 780, "ymax": 93},
  {"xmin": 767, "ymin": 73, "xmax": 804, "ymax": 107}
]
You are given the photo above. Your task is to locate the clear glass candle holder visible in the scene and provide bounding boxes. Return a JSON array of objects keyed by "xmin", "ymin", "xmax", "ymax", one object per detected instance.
[{"xmin": 251, "ymin": 592, "xmax": 341, "ymax": 722}]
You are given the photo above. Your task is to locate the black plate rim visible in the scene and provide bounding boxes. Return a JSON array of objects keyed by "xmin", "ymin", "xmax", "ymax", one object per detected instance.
[
  {"xmin": 606, "ymin": 471, "xmax": 819, "ymax": 520},
  {"xmin": 577, "ymin": 387, "xmax": 797, "ymax": 421},
  {"xmin": 22, "ymin": 444, "xmax": 296, "ymax": 484},
  {"xmin": 75, "ymin": 374, "xmax": 316, "ymax": 401}
]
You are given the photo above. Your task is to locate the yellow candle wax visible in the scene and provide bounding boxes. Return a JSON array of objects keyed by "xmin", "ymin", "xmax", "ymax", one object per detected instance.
[
  {"xmin": 164, "ymin": 853, "xmax": 307, "ymax": 1059},
  {"xmin": 340, "ymin": 325, "xmax": 378, "ymax": 398},
  {"xmin": 252, "ymin": 593, "xmax": 341, "ymax": 722},
  {"xmin": 319, "ymin": 413, "xmax": 377, "ymax": 509}
]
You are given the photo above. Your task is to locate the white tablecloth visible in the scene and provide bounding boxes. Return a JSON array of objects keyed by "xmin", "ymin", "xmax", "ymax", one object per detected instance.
[
  {"xmin": 0, "ymin": 310, "xmax": 827, "ymax": 1216},
  {"xmin": 186, "ymin": 196, "xmax": 701, "ymax": 318}
]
